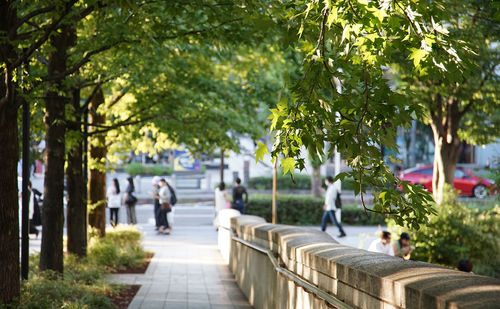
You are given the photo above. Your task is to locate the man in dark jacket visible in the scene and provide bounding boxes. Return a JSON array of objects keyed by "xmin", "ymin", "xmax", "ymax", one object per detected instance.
[{"xmin": 232, "ymin": 178, "xmax": 248, "ymax": 214}]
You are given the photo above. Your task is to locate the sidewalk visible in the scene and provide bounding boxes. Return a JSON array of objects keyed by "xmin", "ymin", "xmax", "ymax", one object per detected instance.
[{"xmin": 108, "ymin": 206, "xmax": 251, "ymax": 309}]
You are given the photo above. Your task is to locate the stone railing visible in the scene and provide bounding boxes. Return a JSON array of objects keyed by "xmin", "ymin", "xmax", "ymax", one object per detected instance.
[{"xmin": 217, "ymin": 212, "xmax": 500, "ymax": 309}]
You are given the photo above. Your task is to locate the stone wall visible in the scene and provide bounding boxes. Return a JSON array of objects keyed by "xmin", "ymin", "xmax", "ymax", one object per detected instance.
[{"xmin": 221, "ymin": 214, "xmax": 500, "ymax": 309}]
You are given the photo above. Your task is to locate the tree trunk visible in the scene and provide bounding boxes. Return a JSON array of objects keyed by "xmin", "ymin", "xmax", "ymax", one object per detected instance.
[
  {"xmin": 0, "ymin": 96, "xmax": 20, "ymax": 304},
  {"xmin": 66, "ymin": 89, "xmax": 87, "ymax": 257},
  {"xmin": 311, "ymin": 165, "xmax": 322, "ymax": 198},
  {"xmin": 0, "ymin": 2, "xmax": 21, "ymax": 303},
  {"xmin": 430, "ymin": 96, "xmax": 461, "ymax": 203},
  {"xmin": 88, "ymin": 88, "xmax": 107, "ymax": 237},
  {"xmin": 40, "ymin": 24, "xmax": 76, "ymax": 273}
]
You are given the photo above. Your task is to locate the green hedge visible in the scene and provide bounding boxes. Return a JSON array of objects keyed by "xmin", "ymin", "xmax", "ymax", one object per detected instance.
[
  {"xmin": 247, "ymin": 174, "xmax": 358, "ymax": 191},
  {"xmin": 245, "ymin": 194, "xmax": 385, "ymax": 226},
  {"xmin": 247, "ymin": 174, "xmax": 311, "ymax": 190},
  {"xmin": 124, "ymin": 162, "xmax": 173, "ymax": 176}
]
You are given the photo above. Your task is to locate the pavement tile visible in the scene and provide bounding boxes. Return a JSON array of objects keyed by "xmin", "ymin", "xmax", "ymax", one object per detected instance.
[
  {"xmin": 211, "ymin": 305, "xmax": 235, "ymax": 309},
  {"xmin": 187, "ymin": 302, "xmax": 211, "ymax": 309},
  {"xmin": 140, "ymin": 300, "xmax": 165, "ymax": 309},
  {"xmin": 187, "ymin": 292, "xmax": 210, "ymax": 301},
  {"xmin": 101, "ymin": 205, "xmax": 251, "ymax": 309},
  {"xmin": 164, "ymin": 301, "xmax": 188, "ymax": 309},
  {"xmin": 167, "ymin": 292, "xmax": 188, "ymax": 301}
]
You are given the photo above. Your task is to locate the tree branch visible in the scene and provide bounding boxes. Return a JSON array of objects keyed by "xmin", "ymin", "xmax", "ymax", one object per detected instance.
[
  {"xmin": 12, "ymin": 5, "xmax": 56, "ymax": 33},
  {"xmin": 86, "ymin": 116, "xmax": 157, "ymax": 136},
  {"xmin": 162, "ymin": 18, "xmax": 242, "ymax": 39},
  {"xmin": 42, "ymin": 43, "xmax": 118, "ymax": 82},
  {"xmin": 107, "ymin": 88, "xmax": 129, "ymax": 109},
  {"xmin": 12, "ymin": 0, "xmax": 79, "ymax": 68},
  {"xmin": 459, "ymin": 65, "xmax": 495, "ymax": 117},
  {"xmin": 82, "ymin": 83, "xmax": 104, "ymax": 112}
]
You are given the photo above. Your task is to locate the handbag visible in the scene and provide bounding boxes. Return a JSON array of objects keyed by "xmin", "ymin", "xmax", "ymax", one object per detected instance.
[
  {"xmin": 126, "ymin": 193, "xmax": 137, "ymax": 204},
  {"xmin": 161, "ymin": 202, "xmax": 171, "ymax": 212},
  {"xmin": 335, "ymin": 192, "xmax": 342, "ymax": 209}
]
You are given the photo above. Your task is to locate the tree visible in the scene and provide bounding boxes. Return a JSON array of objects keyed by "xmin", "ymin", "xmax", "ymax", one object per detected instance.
[
  {"xmin": 263, "ymin": 0, "xmax": 472, "ymax": 228},
  {"xmin": 0, "ymin": 0, "xmax": 81, "ymax": 301},
  {"xmin": 394, "ymin": 0, "xmax": 500, "ymax": 202}
]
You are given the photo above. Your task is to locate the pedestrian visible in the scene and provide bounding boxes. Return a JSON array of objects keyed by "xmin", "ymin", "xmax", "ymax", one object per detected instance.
[
  {"xmin": 123, "ymin": 176, "xmax": 138, "ymax": 224},
  {"xmin": 158, "ymin": 178, "xmax": 172, "ymax": 234},
  {"xmin": 28, "ymin": 182, "xmax": 41, "ymax": 238},
  {"xmin": 368, "ymin": 231, "xmax": 394, "ymax": 256},
  {"xmin": 232, "ymin": 178, "xmax": 248, "ymax": 214},
  {"xmin": 214, "ymin": 182, "xmax": 230, "ymax": 227},
  {"xmin": 107, "ymin": 178, "xmax": 121, "ymax": 227},
  {"xmin": 166, "ymin": 180, "xmax": 177, "ymax": 228},
  {"xmin": 151, "ymin": 176, "xmax": 161, "ymax": 230},
  {"xmin": 393, "ymin": 232, "xmax": 414, "ymax": 260},
  {"xmin": 321, "ymin": 176, "xmax": 346, "ymax": 237}
]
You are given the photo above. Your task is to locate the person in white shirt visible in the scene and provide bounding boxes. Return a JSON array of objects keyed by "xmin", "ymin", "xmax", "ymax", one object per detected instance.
[
  {"xmin": 107, "ymin": 178, "xmax": 121, "ymax": 227},
  {"xmin": 321, "ymin": 176, "xmax": 346, "ymax": 237},
  {"xmin": 213, "ymin": 182, "xmax": 230, "ymax": 228},
  {"xmin": 158, "ymin": 179, "xmax": 172, "ymax": 234},
  {"xmin": 368, "ymin": 231, "xmax": 395, "ymax": 256}
]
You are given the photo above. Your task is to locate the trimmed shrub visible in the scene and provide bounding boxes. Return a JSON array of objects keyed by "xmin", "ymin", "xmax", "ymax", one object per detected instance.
[
  {"xmin": 246, "ymin": 194, "xmax": 386, "ymax": 226},
  {"xmin": 247, "ymin": 174, "xmax": 360, "ymax": 191},
  {"xmin": 10, "ymin": 254, "xmax": 116, "ymax": 309},
  {"xmin": 388, "ymin": 187, "xmax": 500, "ymax": 278},
  {"xmin": 247, "ymin": 174, "xmax": 311, "ymax": 190},
  {"xmin": 124, "ymin": 162, "xmax": 173, "ymax": 176},
  {"xmin": 7, "ymin": 226, "xmax": 150, "ymax": 308},
  {"xmin": 124, "ymin": 162, "xmax": 143, "ymax": 176},
  {"xmin": 88, "ymin": 224, "xmax": 147, "ymax": 271}
]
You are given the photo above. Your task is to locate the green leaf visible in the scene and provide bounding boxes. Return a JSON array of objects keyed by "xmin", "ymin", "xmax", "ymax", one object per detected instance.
[
  {"xmin": 280, "ymin": 157, "xmax": 296, "ymax": 175},
  {"xmin": 409, "ymin": 48, "xmax": 428, "ymax": 67},
  {"xmin": 255, "ymin": 142, "xmax": 269, "ymax": 163}
]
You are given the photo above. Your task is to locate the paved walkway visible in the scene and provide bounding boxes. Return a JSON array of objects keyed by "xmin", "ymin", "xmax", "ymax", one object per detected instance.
[{"xmin": 108, "ymin": 206, "xmax": 251, "ymax": 309}]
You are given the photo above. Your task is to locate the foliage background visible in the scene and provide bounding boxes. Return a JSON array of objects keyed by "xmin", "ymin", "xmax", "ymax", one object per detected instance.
[{"xmin": 388, "ymin": 187, "xmax": 500, "ymax": 278}]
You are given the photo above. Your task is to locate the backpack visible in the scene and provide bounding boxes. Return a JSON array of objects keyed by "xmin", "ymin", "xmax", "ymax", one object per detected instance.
[
  {"xmin": 167, "ymin": 184, "xmax": 177, "ymax": 206},
  {"xmin": 335, "ymin": 192, "xmax": 342, "ymax": 209}
]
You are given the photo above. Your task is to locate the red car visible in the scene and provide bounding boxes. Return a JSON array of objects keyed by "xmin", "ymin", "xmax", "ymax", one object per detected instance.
[{"xmin": 399, "ymin": 165, "xmax": 497, "ymax": 198}]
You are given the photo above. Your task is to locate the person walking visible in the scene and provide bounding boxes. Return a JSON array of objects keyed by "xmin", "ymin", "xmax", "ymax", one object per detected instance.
[
  {"xmin": 321, "ymin": 176, "xmax": 346, "ymax": 237},
  {"xmin": 368, "ymin": 231, "xmax": 394, "ymax": 256},
  {"xmin": 107, "ymin": 178, "xmax": 121, "ymax": 227},
  {"xmin": 158, "ymin": 178, "xmax": 172, "ymax": 234},
  {"xmin": 214, "ymin": 182, "xmax": 230, "ymax": 227},
  {"xmin": 232, "ymin": 178, "xmax": 248, "ymax": 214},
  {"xmin": 28, "ymin": 182, "xmax": 42, "ymax": 238},
  {"xmin": 123, "ymin": 177, "xmax": 138, "ymax": 224},
  {"xmin": 151, "ymin": 176, "xmax": 161, "ymax": 230}
]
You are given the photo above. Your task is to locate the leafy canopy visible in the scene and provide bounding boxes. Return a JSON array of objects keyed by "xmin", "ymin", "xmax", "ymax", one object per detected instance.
[{"xmin": 258, "ymin": 0, "xmax": 480, "ymax": 228}]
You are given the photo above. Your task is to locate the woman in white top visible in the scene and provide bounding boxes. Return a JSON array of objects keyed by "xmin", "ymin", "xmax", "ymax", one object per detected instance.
[
  {"xmin": 214, "ymin": 182, "xmax": 229, "ymax": 227},
  {"xmin": 107, "ymin": 178, "xmax": 121, "ymax": 227}
]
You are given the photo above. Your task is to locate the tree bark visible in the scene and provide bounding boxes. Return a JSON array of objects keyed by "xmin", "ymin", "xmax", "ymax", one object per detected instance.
[
  {"xmin": 66, "ymin": 89, "xmax": 87, "ymax": 257},
  {"xmin": 0, "ymin": 90, "xmax": 20, "ymax": 304},
  {"xmin": 40, "ymin": 23, "xmax": 76, "ymax": 273},
  {"xmin": 430, "ymin": 97, "xmax": 461, "ymax": 203},
  {"xmin": 88, "ymin": 88, "xmax": 107, "ymax": 237},
  {"xmin": 0, "ymin": 3, "xmax": 21, "ymax": 303},
  {"xmin": 311, "ymin": 165, "xmax": 322, "ymax": 198}
]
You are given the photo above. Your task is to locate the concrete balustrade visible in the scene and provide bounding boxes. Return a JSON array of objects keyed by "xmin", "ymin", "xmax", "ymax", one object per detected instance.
[{"xmin": 218, "ymin": 214, "xmax": 500, "ymax": 309}]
